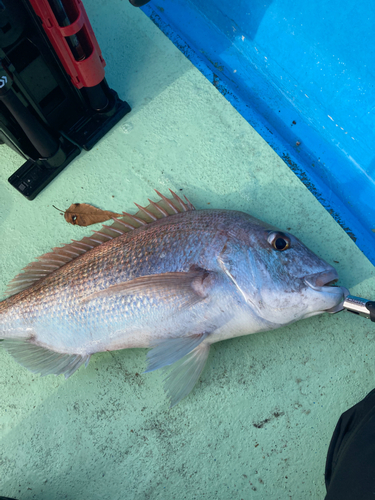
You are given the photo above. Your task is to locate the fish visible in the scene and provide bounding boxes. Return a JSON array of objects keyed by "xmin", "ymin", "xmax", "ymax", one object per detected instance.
[{"xmin": 0, "ymin": 190, "xmax": 346, "ymax": 406}]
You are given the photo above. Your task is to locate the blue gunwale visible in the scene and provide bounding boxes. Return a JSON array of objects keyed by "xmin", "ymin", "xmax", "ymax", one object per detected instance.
[{"xmin": 141, "ymin": 1, "xmax": 375, "ymax": 265}]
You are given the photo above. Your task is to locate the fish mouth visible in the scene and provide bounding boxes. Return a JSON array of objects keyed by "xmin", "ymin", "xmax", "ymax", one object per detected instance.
[
  {"xmin": 304, "ymin": 269, "xmax": 339, "ymax": 290},
  {"xmin": 303, "ymin": 269, "xmax": 349, "ymax": 313}
]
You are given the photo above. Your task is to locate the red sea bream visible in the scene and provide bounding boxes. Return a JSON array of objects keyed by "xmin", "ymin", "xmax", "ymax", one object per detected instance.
[{"xmin": 0, "ymin": 191, "xmax": 346, "ymax": 405}]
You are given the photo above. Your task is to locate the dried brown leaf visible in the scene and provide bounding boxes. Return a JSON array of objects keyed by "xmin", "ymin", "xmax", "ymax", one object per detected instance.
[{"xmin": 63, "ymin": 203, "xmax": 121, "ymax": 226}]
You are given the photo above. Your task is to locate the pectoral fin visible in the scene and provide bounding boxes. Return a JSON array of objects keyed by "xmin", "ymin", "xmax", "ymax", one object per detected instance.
[
  {"xmin": 82, "ymin": 270, "xmax": 213, "ymax": 310},
  {"xmin": 145, "ymin": 333, "xmax": 210, "ymax": 406}
]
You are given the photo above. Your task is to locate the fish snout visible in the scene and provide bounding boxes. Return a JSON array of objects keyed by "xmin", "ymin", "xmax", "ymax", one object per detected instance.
[{"xmin": 304, "ymin": 269, "xmax": 339, "ymax": 290}]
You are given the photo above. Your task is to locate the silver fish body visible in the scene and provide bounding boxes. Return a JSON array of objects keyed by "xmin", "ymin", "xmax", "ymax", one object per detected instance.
[{"xmin": 0, "ymin": 195, "xmax": 346, "ymax": 405}]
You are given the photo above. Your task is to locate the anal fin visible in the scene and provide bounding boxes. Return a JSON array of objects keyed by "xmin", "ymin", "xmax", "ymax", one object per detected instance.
[{"xmin": 2, "ymin": 339, "xmax": 90, "ymax": 379}]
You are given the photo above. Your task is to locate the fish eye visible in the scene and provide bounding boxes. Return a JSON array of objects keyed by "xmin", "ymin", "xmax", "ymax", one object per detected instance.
[{"xmin": 267, "ymin": 232, "xmax": 291, "ymax": 251}]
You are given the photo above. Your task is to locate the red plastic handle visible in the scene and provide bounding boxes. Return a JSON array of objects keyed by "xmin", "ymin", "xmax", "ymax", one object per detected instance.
[{"xmin": 29, "ymin": 0, "xmax": 106, "ymax": 89}]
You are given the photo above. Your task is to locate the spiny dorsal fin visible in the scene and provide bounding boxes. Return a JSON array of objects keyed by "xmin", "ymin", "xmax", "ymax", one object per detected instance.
[{"xmin": 4, "ymin": 190, "xmax": 195, "ymax": 298}]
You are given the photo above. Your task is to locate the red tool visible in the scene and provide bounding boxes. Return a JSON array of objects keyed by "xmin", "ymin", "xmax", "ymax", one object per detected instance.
[{"xmin": 29, "ymin": 0, "xmax": 105, "ymax": 89}]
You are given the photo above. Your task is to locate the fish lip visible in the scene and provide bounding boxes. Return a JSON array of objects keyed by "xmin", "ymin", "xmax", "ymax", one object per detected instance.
[
  {"xmin": 304, "ymin": 270, "xmax": 349, "ymax": 312},
  {"xmin": 325, "ymin": 287, "xmax": 350, "ymax": 313},
  {"xmin": 304, "ymin": 269, "xmax": 339, "ymax": 290}
]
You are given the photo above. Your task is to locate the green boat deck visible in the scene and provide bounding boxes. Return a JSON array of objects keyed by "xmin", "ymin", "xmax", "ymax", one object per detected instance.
[{"xmin": 0, "ymin": 1, "xmax": 374, "ymax": 498}]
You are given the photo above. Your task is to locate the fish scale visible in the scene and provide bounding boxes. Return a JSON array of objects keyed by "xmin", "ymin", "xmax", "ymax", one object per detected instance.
[{"xmin": 0, "ymin": 191, "xmax": 347, "ymax": 406}]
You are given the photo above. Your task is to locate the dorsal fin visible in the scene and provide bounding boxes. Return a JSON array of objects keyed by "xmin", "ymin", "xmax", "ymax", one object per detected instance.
[{"xmin": 5, "ymin": 190, "xmax": 195, "ymax": 298}]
